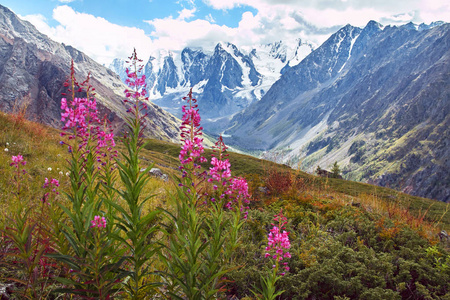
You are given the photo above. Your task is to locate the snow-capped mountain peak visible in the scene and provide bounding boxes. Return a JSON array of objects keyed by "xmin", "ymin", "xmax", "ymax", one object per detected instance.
[{"xmin": 108, "ymin": 38, "xmax": 316, "ymax": 120}]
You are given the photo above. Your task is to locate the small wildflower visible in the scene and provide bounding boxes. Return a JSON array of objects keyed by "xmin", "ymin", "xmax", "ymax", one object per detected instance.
[
  {"xmin": 66, "ymin": 172, "xmax": 70, "ymax": 176},
  {"xmin": 91, "ymin": 215, "xmax": 107, "ymax": 229},
  {"xmin": 59, "ymin": 171, "xmax": 64, "ymax": 175},
  {"xmin": 11, "ymin": 155, "xmax": 26, "ymax": 166},
  {"xmin": 48, "ymin": 167, "xmax": 52, "ymax": 171},
  {"xmin": 6, "ymin": 142, "xmax": 9, "ymax": 146},
  {"xmin": 4, "ymin": 148, "xmax": 8, "ymax": 152}
]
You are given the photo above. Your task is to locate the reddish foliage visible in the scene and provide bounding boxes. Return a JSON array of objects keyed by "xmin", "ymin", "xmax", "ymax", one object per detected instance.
[{"xmin": 265, "ymin": 169, "xmax": 292, "ymax": 195}]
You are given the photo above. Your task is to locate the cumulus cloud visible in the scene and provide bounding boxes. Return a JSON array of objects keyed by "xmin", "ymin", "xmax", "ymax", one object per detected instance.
[
  {"xmin": 198, "ymin": 0, "xmax": 450, "ymax": 48},
  {"xmin": 20, "ymin": 13, "xmax": 53, "ymax": 34},
  {"xmin": 203, "ymin": 0, "xmax": 450, "ymax": 26},
  {"xmin": 23, "ymin": 5, "xmax": 153, "ymax": 65},
  {"xmin": 21, "ymin": 1, "xmax": 450, "ymax": 66}
]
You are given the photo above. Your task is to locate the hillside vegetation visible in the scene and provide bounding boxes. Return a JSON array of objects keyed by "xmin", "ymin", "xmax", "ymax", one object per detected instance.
[{"xmin": 1, "ymin": 110, "xmax": 449, "ymax": 299}]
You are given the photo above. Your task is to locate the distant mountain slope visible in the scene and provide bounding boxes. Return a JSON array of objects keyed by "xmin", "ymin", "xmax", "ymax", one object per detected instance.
[
  {"xmin": 109, "ymin": 39, "xmax": 315, "ymax": 123},
  {"xmin": 224, "ymin": 21, "xmax": 450, "ymax": 202},
  {"xmin": 0, "ymin": 4, "xmax": 180, "ymax": 142}
]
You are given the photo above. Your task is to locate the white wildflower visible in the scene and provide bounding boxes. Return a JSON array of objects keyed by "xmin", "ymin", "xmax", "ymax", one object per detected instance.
[
  {"xmin": 4, "ymin": 148, "xmax": 8, "ymax": 152},
  {"xmin": 48, "ymin": 167, "xmax": 52, "ymax": 171}
]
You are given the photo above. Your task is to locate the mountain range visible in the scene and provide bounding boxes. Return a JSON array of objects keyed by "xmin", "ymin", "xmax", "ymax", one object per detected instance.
[
  {"xmin": 0, "ymin": 4, "xmax": 180, "ymax": 142},
  {"xmin": 0, "ymin": 2, "xmax": 448, "ymax": 202},
  {"xmin": 109, "ymin": 38, "xmax": 315, "ymax": 128},
  {"xmin": 224, "ymin": 20, "xmax": 449, "ymax": 202},
  {"xmin": 110, "ymin": 20, "xmax": 449, "ymax": 202}
]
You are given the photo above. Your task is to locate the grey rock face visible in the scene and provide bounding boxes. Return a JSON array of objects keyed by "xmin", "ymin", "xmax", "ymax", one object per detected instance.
[{"xmin": 156, "ymin": 55, "xmax": 179, "ymax": 95}]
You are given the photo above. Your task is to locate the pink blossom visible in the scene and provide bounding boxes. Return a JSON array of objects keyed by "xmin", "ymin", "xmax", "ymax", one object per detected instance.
[
  {"xmin": 265, "ymin": 210, "xmax": 291, "ymax": 275},
  {"xmin": 41, "ymin": 177, "xmax": 60, "ymax": 203},
  {"xmin": 179, "ymin": 89, "xmax": 206, "ymax": 170},
  {"xmin": 10, "ymin": 155, "xmax": 26, "ymax": 166},
  {"xmin": 91, "ymin": 215, "xmax": 107, "ymax": 229},
  {"xmin": 124, "ymin": 49, "xmax": 148, "ymax": 102}
]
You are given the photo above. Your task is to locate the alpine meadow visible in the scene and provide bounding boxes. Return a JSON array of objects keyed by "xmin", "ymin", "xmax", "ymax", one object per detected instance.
[{"xmin": 0, "ymin": 2, "xmax": 450, "ymax": 300}]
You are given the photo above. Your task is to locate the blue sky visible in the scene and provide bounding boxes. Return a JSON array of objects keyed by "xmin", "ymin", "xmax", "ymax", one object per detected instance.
[{"xmin": 4, "ymin": 0, "xmax": 449, "ymax": 65}]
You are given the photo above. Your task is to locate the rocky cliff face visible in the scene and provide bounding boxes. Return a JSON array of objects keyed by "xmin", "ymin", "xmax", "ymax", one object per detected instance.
[
  {"xmin": 224, "ymin": 21, "xmax": 450, "ymax": 202},
  {"xmin": 0, "ymin": 4, "xmax": 180, "ymax": 142}
]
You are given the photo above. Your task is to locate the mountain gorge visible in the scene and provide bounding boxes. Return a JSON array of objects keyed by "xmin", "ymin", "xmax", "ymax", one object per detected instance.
[
  {"xmin": 0, "ymin": 4, "xmax": 180, "ymax": 142},
  {"xmin": 224, "ymin": 21, "xmax": 449, "ymax": 202}
]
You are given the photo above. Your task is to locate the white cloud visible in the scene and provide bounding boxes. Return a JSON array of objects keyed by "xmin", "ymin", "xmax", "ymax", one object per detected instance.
[
  {"xmin": 205, "ymin": 13, "xmax": 216, "ymax": 23},
  {"xmin": 203, "ymin": 0, "xmax": 450, "ymax": 26},
  {"xmin": 198, "ymin": 0, "xmax": 450, "ymax": 47},
  {"xmin": 177, "ymin": 8, "xmax": 196, "ymax": 20},
  {"xmin": 146, "ymin": 16, "xmax": 234, "ymax": 51},
  {"xmin": 21, "ymin": 1, "xmax": 450, "ymax": 67},
  {"xmin": 58, "ymin": 0, "xmax": 76, "ymax": 3},
  {"xmin": 23, "ymin": 5, "xmax": 153, "ymax": 65},
  {"xmin": 20, "ymin": 13, "xmax": 53, "ymax": 34}
]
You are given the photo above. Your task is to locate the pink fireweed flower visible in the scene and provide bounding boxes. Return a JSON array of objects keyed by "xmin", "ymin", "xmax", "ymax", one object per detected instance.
[
  {"xmin": 209, "ymin": 157, "xmax": 231, "ymax": 181},
  {"xmin": 208, "ymin": 135, "xmax": 251, "ymax": 213},
  {"xmin": 224, "ymin": 176, "xmax": 251, "ymax": 216},
  {"xmin": 10, "ymin": 155, "xmax": 26, "ymax": 167},
  {"xmin": 10, "ymin": 154, "xmax": 27, "ymax": 175},
  {"xmin": 124, "ymin": 49, "xmax": 148, "ymax": 102},
  {"xmin": 43, "ymin": 177, "xmax": 60, "ymax": 192},
  {"xmin": 179, "ymin": 89, "xmax": 206, "ymax": 171},
  {"xmin": 265, "ymin": 210, "xmax": 291, "ymax": 275},
  {"xmin": 61, "ymin": 97, "xmax": 116, "ymax": 156},
  {"xmin": 61, "ymin": 97, "xmax": 100, "ymax": 135},
  {"xmin": 42, "ymin": 177, "xmax": 60, "ymax": 203},
  {"xmin": 91, "ymin": 215, "xmax": 107, "ymax": 229},
  {"xmin": 96, "ymin": 130, "xmax": 116, "ymax": 149}
]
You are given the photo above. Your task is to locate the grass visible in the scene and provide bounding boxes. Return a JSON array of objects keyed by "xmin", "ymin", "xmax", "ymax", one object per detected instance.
[
  {"xmin": 1, "ymin": 110, "xmax": 449, "ymax": 232},
  {"xmin": 1, "ymin": 111, "xmax": 450, "ymax": 299},
  {"xmin": 142, "ymin": 133, "xmax": 450, "ymax": 231}
]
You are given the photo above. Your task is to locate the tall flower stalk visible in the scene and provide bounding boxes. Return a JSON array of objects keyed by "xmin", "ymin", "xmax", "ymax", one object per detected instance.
[
  {"xmin": 10, "ymin": 154, "xmax": 26, "ymax": 199},
  {"xmin": 49, "ymin": 60, "xmax": 125, "ymax": 299},
  {"xmin": 105, "ymin": 49, "xmax": 161, "ymax": 300},
  {"xmin": 253, "ymin": 210, "xmax": 291, "ymax": 300},
  {"xmin": 162, "ymin": 90, "xmax": 250, "ymax": 299}
]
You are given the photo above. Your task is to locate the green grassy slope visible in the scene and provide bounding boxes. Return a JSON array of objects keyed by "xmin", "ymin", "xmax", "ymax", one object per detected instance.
[{"xmin": 1, "ymin": 111, "xmax": 449, "ymax": 299}]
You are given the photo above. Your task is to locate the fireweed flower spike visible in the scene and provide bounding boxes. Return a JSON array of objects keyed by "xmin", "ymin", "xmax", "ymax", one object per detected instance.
[
  {"xmin": 90, "ymin": 216, "xmax": 107, "ymax": 229},
  {"xmin": 100, "ymin": 48, "xmax": 162, "ymax": 300},
  {"xmin": 253, "ymin": 210, "xmax": 291, "ymax": 300},
  {"xmin": 42, "ymin": 177, "xmax": 60, "ymax": 204},
  {"xmin": 179, "ymin": 89, "xmax": 207, "ymax": 192},
  {"xmin": 10, "ymin": 154, "xmax": 27, "ymax": 197},
  {"xmin": 10, "ymin": 154, "xmax": 26, "ymax": 168},
  {"xmin": 265, "ymin": 210, "xmax": 291, "ymax": 272}
]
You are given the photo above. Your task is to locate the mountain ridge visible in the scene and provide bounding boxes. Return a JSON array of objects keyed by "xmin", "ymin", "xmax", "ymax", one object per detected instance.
[
  {"xmin": 0, "ymin": 4, "xmax": 180, "ymax": 142},
  {"xmin": 224, "ymin": 20, "xmax": 450, "ymax": 202},
  {"xmin": 109, "ymin": 38, "xmax": 315, "ymax": 121}
]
